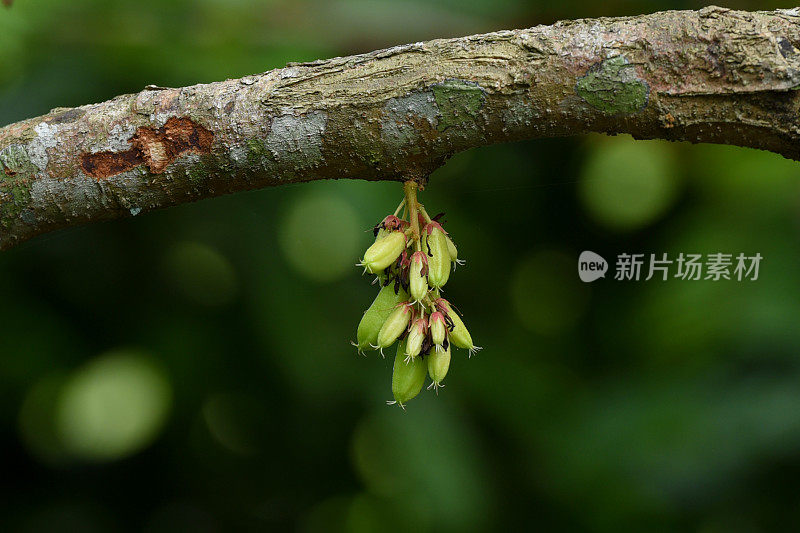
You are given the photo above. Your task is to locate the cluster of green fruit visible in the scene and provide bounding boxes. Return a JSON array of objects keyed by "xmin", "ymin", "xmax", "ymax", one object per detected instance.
[{"xmin": 353, "ymin": 183, "xmax": 480, "ymax": 408}]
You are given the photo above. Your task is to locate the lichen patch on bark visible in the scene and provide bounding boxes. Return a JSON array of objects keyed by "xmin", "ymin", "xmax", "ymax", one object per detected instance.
[
  {"xmin": 80, "ymin": 117, "xmax": 214, "ymax": 179},
  {"xmin": 431, "ymin": 80, "xmax": 486, "ymax": 131},
  {"xmin": 45, "ymin": 108, "xmax": 86, "ymax": 125},
  {"xmin": 28, "ymin": 122, "xmax": 59, "ymax": 172},
  {"xmin": 266, "ymin": 111, "xmax": 327, "ymax": 172},
  {"xmin": 381, "ymin": 92, "xmax": 438, "ymax": 149},
  {"xmin": 575, "ymin": 56, "xmax": 650, "ymax": 115},
  {"xmin": 0, "ymin": 144, "xmax": 35, "ymax": 177}
]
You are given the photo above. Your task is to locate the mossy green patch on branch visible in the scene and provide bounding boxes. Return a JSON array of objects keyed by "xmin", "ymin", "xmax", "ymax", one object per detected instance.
[
  {"xmin": 0, "ymin": 179, "xmax": 32, "ymax": 230},
  {"xmin": 188, "ymin": 164, "xmax": 209, "ymax": 186},
  {"xmin": 0, "ymin": 145, "xmax": 35, "ymax": 229},
  {"xmin": 348, "ymin": 123, "xmax": 383, "ymax": 167},
  {"xmin": 575, "ymin": 56, "xmax": 649, "ymax": 115},
  {"xmin": 432, "ymin": 80, "xmax": 485, "ymax": 131},
  {"xmin": 246, "ymin": 138, "xmax": 270, "ymax": 165}
]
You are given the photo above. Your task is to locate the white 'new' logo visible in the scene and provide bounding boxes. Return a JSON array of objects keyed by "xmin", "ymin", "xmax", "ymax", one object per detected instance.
[{"xmin": 578, "ymin": 251, "xmax": 607, "ymax": 282}]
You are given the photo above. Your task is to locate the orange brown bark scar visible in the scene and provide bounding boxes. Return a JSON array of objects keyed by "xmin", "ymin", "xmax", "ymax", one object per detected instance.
[{"xmin": 80, "ymin": 117, "xmax": 214, "ymax": 179}]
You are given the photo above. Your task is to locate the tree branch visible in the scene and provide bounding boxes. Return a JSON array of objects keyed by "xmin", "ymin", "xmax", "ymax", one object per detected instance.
[{"xmin": 3, "ymin": 6, "xmax": 800, "ymax": 249}]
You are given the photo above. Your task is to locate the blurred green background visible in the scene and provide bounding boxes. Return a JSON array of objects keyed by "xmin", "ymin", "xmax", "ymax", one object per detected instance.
[{"xmin": 3, "ymin": 0, "xmax": 800, "ymax": 531}]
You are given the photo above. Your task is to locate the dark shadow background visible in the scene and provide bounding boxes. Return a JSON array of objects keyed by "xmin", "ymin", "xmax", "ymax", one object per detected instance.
[{"xmin": 3, "ymin": 0, "xmax": 800, "ymax": 531}]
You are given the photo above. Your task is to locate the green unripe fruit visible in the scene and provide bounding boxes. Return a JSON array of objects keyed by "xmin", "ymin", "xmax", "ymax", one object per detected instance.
[
  {"xmin": 445, "ymin": 233, "xmax": 465, "ymax": 268},
  {"xmin": 445, "ymin": 234, "xmax": 458, "ymax": 261},
  {"xmin": 426, "ymin": 225, "xmax": 451, "ymax": 288},
  {"xmin": 448, "ymin": 313, "xmax": 471, "ymax": 349},
  {"xmin": 409, "ymin": 251, "xmax": 428, "ymax": 303},
  {"xmin": 404, "ymin": 317, "xmax": 427, "ymax": 361},
  {"xmin": 355, "ymin": 285, "xmax": 408, "ymax": 353},
  {"xmin": 375, "ymin": 302, "xmax": 412, "ymax": 353},
  {"xmin": 429, "ymin": 311, "xmax": 446, "ymax": 348},
  {"xmin": 361, "ymin": 231, "xmax": 406, "ymax": 273},
  {"xmin": 391, "ymin": 340, "xmax": 427, "ymax": 407},
  {"xmin": 427, "ymin": 342, "xmax": 451, "ymax": 391},
  {"xmin": 437, "ymin": 298, "xmax": 481, "ymax": 356}
]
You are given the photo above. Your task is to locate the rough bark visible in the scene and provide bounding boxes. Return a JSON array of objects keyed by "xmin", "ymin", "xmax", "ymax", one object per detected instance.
[{"xmin": 3, "ymin": 6, "xmax": 800, "ymax": 250}]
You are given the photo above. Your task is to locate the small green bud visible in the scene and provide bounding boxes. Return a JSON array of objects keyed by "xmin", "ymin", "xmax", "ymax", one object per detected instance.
[
  {"xmin": 445, "ymin": 234, "xmax": 457, "ymax": 260},
  {"xmin": 425, "ymin": 223, "xmax": 451, "ymax": 289},
  {"xmin": 354, "ymin": 284, "xmax": 408, "ymax": 353},
  {"xmin": 390, "ymin": 339, "xmax": 427, "ymax": 408},
  {"xmin": 374, "ymin": 301, "xmax": 413, "ymax": 355},
  {"xmin": 445, "ymin": 234, "xmax": 465, "ymax": 269},
  {"xmin": 404, "ymin": 316, "xmax": 427, "ymax": 362},
  {"xmin": 429, "ymin": 311, "xmax": 446, "ymax": 348},
  {"xmin": 437, "ymin": 298, "xmax": 482, "ymax": 356},
  {"xmin": 427, "ymin": 342, "xmax": 451, "ymax": 393},
  {"xmin": 360, "ymin": 230, "xmax": 406, "ymax": 274},
  {"xmin": 409, "ymin": 251, "xmax": 429, "ymax": 303}
]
